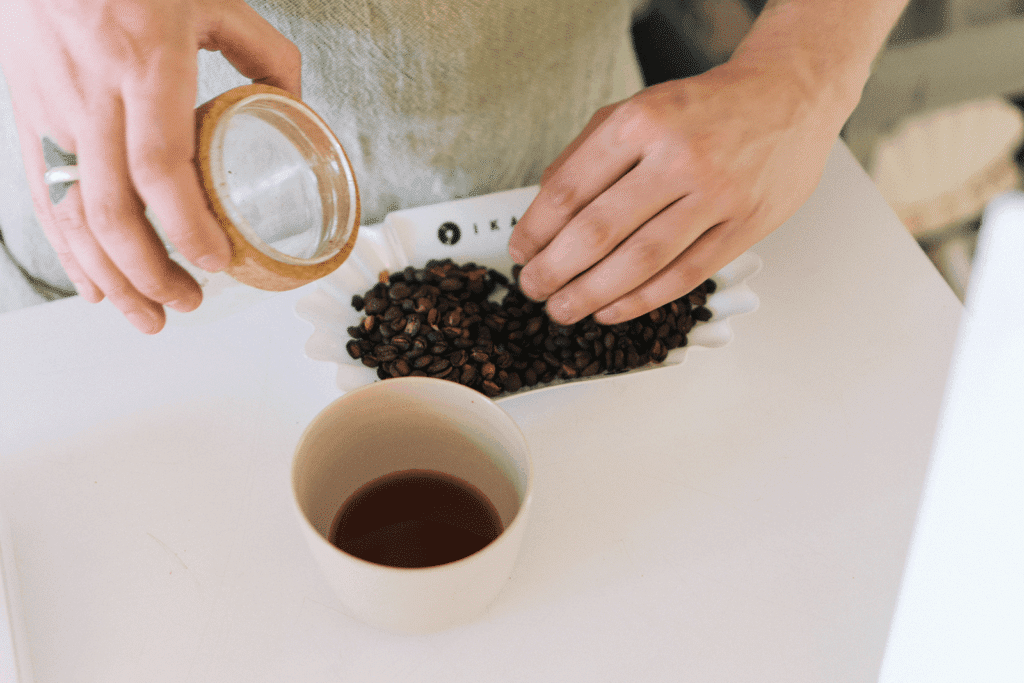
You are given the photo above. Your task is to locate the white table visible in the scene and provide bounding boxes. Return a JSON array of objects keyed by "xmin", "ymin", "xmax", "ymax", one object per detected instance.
[{"xmin": 0, "ymin": 143, "xmax": 963, "ymax": 683}]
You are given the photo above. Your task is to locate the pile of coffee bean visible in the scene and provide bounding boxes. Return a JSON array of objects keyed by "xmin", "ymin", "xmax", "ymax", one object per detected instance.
[{"xmin": 344, "ymin": 259, "xmax": 715, "ymax": 398}]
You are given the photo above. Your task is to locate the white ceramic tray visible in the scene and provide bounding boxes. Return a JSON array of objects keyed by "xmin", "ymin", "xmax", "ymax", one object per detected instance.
[{"xmin": 295, "ymin": 186, "xmax": 761, "ymax": 400}]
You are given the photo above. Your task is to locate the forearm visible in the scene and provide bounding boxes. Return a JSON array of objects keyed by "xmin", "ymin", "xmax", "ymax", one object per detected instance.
[{"xmin": 729, "ymin": 0, "xmax": 910, "ymax": 121}]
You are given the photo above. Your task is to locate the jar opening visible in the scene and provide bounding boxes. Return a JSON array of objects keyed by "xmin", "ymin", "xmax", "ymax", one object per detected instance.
[{"xmin": 208, "ymin": 93, "xmax": 358, "ymax": 265}]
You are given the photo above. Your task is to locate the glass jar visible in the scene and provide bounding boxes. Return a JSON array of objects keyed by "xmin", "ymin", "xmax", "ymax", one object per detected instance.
[{"xmin": 194, "ymin": 85, "xmax": 360, "ymax": 291}]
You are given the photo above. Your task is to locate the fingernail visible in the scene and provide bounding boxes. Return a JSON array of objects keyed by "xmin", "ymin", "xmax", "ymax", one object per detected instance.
[
  {"xmin": 127, "ymin": 310, "xmax": 162, "ymax": 334},
  {"xmin": 197, "ymin": 254, "xmax": 227, "ymax": 272},
  {"xmin": 508, "ymin": 244, "xmax": 525, "ymax": 265},
  {"xmin": 73, "ymin": 282, "xmax": 101, "ymax": 303},
  {"xmin": 594, "ymin": 305, "xmax": 621, "ymax": 325},
  {"xmin": 517, "ymin": 268, "xmax": 540, "ymax": 301},
  {"xmin": 167, "ymin": 298, "xmax": 197, "ymax": 313},
  {"xmin": 546, "ymin": 296, "xmax": 575, "ymax": 324}
]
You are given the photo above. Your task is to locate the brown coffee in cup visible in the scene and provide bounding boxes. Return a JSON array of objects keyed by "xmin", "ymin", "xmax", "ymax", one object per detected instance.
[{"xmin": 329, "ymin": 468, "xmax": 503, "ymax": 568}]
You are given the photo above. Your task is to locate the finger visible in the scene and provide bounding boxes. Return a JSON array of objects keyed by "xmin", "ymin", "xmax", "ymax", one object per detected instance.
[
  {"xmin": 41, "ymin": 184, "xmax": 105, "ymax": 303},
  {"xmin": 58, "ymin": 193, "xmax": 168, "ymax": 334},
  {"xmin": 543, "ymin": 188, "xmax": 724, "ymax": 325},
  {"xmin": 516, "ymin": 156, "xmax": 683, "ymax": 303},
  {"xmin": 199, "ymin": 0, "xmax": 302, "ymax": 96},
  {"xmin": 121, "ymin": 48, "xmax": 232, "ymax": 276},
  {"xmin": 77, "ymin": 95, "xmax": 201, "ymax": 332},
  {"xmin": 592, "ymin": 219, "xmax": 745, "ymax": 326},
  {"xmin": 507, "ymin": 105, "xmax": 640, "ymax": 266},
  {"xmin": 13, "ymin": 118, "xmax": 104, "ymax": 302}
]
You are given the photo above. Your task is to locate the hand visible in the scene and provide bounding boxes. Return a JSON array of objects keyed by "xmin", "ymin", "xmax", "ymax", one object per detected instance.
[
  {"xmin": 0, "ymin": 0, "xmax": 300, "ymax": 333},
  {"xmin": 507, "ymin": 58, "xmax": 846, "ymax": 326}
]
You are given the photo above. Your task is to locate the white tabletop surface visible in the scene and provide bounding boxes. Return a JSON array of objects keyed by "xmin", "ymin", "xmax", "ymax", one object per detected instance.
[{"xmin": 0, "ymin": 143, "xmax": 963, "ymax": 683}]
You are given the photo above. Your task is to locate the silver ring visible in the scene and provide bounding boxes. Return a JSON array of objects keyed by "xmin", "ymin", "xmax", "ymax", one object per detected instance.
[
  {"xmin": 42, "ymin": 136, "xmax": 78, "ymax": 204},
  {"xmin": 43, "ymin": 165, "xmax": 80, "ymax": 186}
]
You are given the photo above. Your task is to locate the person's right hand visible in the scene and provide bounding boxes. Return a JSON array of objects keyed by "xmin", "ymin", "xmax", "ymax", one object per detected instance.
[{"xmin": 0, "ymin": 0, "xmax": 301, "ymax": 333}]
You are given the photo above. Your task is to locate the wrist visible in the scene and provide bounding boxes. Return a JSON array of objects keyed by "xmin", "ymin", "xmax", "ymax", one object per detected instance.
[{"xmin": 725, "ymin": 0, "xmax": 905, "ymax": 130}]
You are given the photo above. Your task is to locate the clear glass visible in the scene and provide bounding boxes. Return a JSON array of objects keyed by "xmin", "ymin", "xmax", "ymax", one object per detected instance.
[{"xmin": 208, "ymin": 93, "xmax": 357, "ymax": 264}]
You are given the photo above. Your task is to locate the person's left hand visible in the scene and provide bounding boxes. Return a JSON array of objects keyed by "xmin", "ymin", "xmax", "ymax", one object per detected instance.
[{"xmin": 507, "ymin": 58, "xmax": 847, "ymax": 326}]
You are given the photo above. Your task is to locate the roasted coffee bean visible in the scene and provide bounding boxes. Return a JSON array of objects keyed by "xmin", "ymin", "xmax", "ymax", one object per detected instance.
[
  {"xmin": 412, "ymin": 355, "xmax": 434, "ymax": 370},
  {"xmin": 364, "ymin": 296, "xmax": 387, "ymax": 314},
  {"xmin": 346, "ymin": 340, "xmax": 362, "ymax": 359},
  {"xmin": 444, "ymin": 309, "xmax": 462, "ymax": 327},
  {"xmin": 693, "ymin": 306, "xmax": 712, "ymax": 322},
  {"xmin": 393, "ymin": 358, "xmax": 412, "ymax": 376},
  {"xmin": 388, "ymin": 282, "xmax": 412, "ymax": 300},
  {"xmin": 427, "ymin": 358, "xmax": 451, "ymax": 374},
  {"xmin": 351, "ymin": 294, "xmax": 365, "ymax": 312},
  {"xmin": 481, "ymin": 362, "xmax": 496, "ymax": 380},
  {"xmin": 414, "ymin": 297, "xmax": 432, "ymax": 313},
  {"xmin": 481, "ymin": 380, "xmax": 502, "ymax": 397},
  {"xmin": 375, "ymin": 344, "xmax": 399, "ymax": 362},
  {"xmin": 431, "ymin": 365, "xmax": 455, "ymax": 380},
  {"xmin": 403, "ymin": 317, "xmax": 422, "ymax": 337},
  {"xmin": 503, "ymin": 372, "xmax": 523, "ymax": 393},
  {"xmin": 407, "ymin": 338, "xmax": 427, "ymax": 358},
  {"xmin": 485, "ymin": 314, "xmax": 506, "ymax": 332},
  {"xmin": 651, "ymin": 340, "xmax": 668, "ymax": 363}
]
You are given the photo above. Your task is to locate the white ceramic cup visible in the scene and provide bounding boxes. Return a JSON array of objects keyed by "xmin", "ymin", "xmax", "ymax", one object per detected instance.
[{"xmin": 291, "ymin": 377, "xmax": 533, "ymax": 634}]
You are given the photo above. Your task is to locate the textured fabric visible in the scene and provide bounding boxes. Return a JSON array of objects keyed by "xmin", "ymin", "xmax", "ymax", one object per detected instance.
[{"xmin": 0, "ymin": 0, "xmax": 646, "ymax": 312}]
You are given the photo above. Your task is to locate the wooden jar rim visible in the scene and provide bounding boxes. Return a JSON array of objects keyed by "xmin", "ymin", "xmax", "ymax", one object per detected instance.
[{"xmin": 194, "ymin": 84, "xmax": 361, "ymax": 291}]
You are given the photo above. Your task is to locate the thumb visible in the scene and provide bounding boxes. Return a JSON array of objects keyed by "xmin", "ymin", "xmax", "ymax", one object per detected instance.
[{"xmin": 197, "ymin": 0, "xmax": 302, "ymax": 96}]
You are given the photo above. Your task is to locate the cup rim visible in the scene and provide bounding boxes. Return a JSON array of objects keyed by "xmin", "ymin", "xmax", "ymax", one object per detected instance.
[{"xmin": 290, "ymin": 377, "xmax": 534, "ymax": 573}]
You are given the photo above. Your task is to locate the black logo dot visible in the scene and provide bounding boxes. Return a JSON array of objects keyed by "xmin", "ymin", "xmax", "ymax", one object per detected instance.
[{"xmin": 438, "ymin": 222, "xmax": 461, "ymax": 245}]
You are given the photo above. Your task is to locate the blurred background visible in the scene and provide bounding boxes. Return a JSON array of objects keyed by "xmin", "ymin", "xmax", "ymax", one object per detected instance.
[{"xmin": 632, "ymin": 0, "xmax": 1024, "ymax": 301}]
